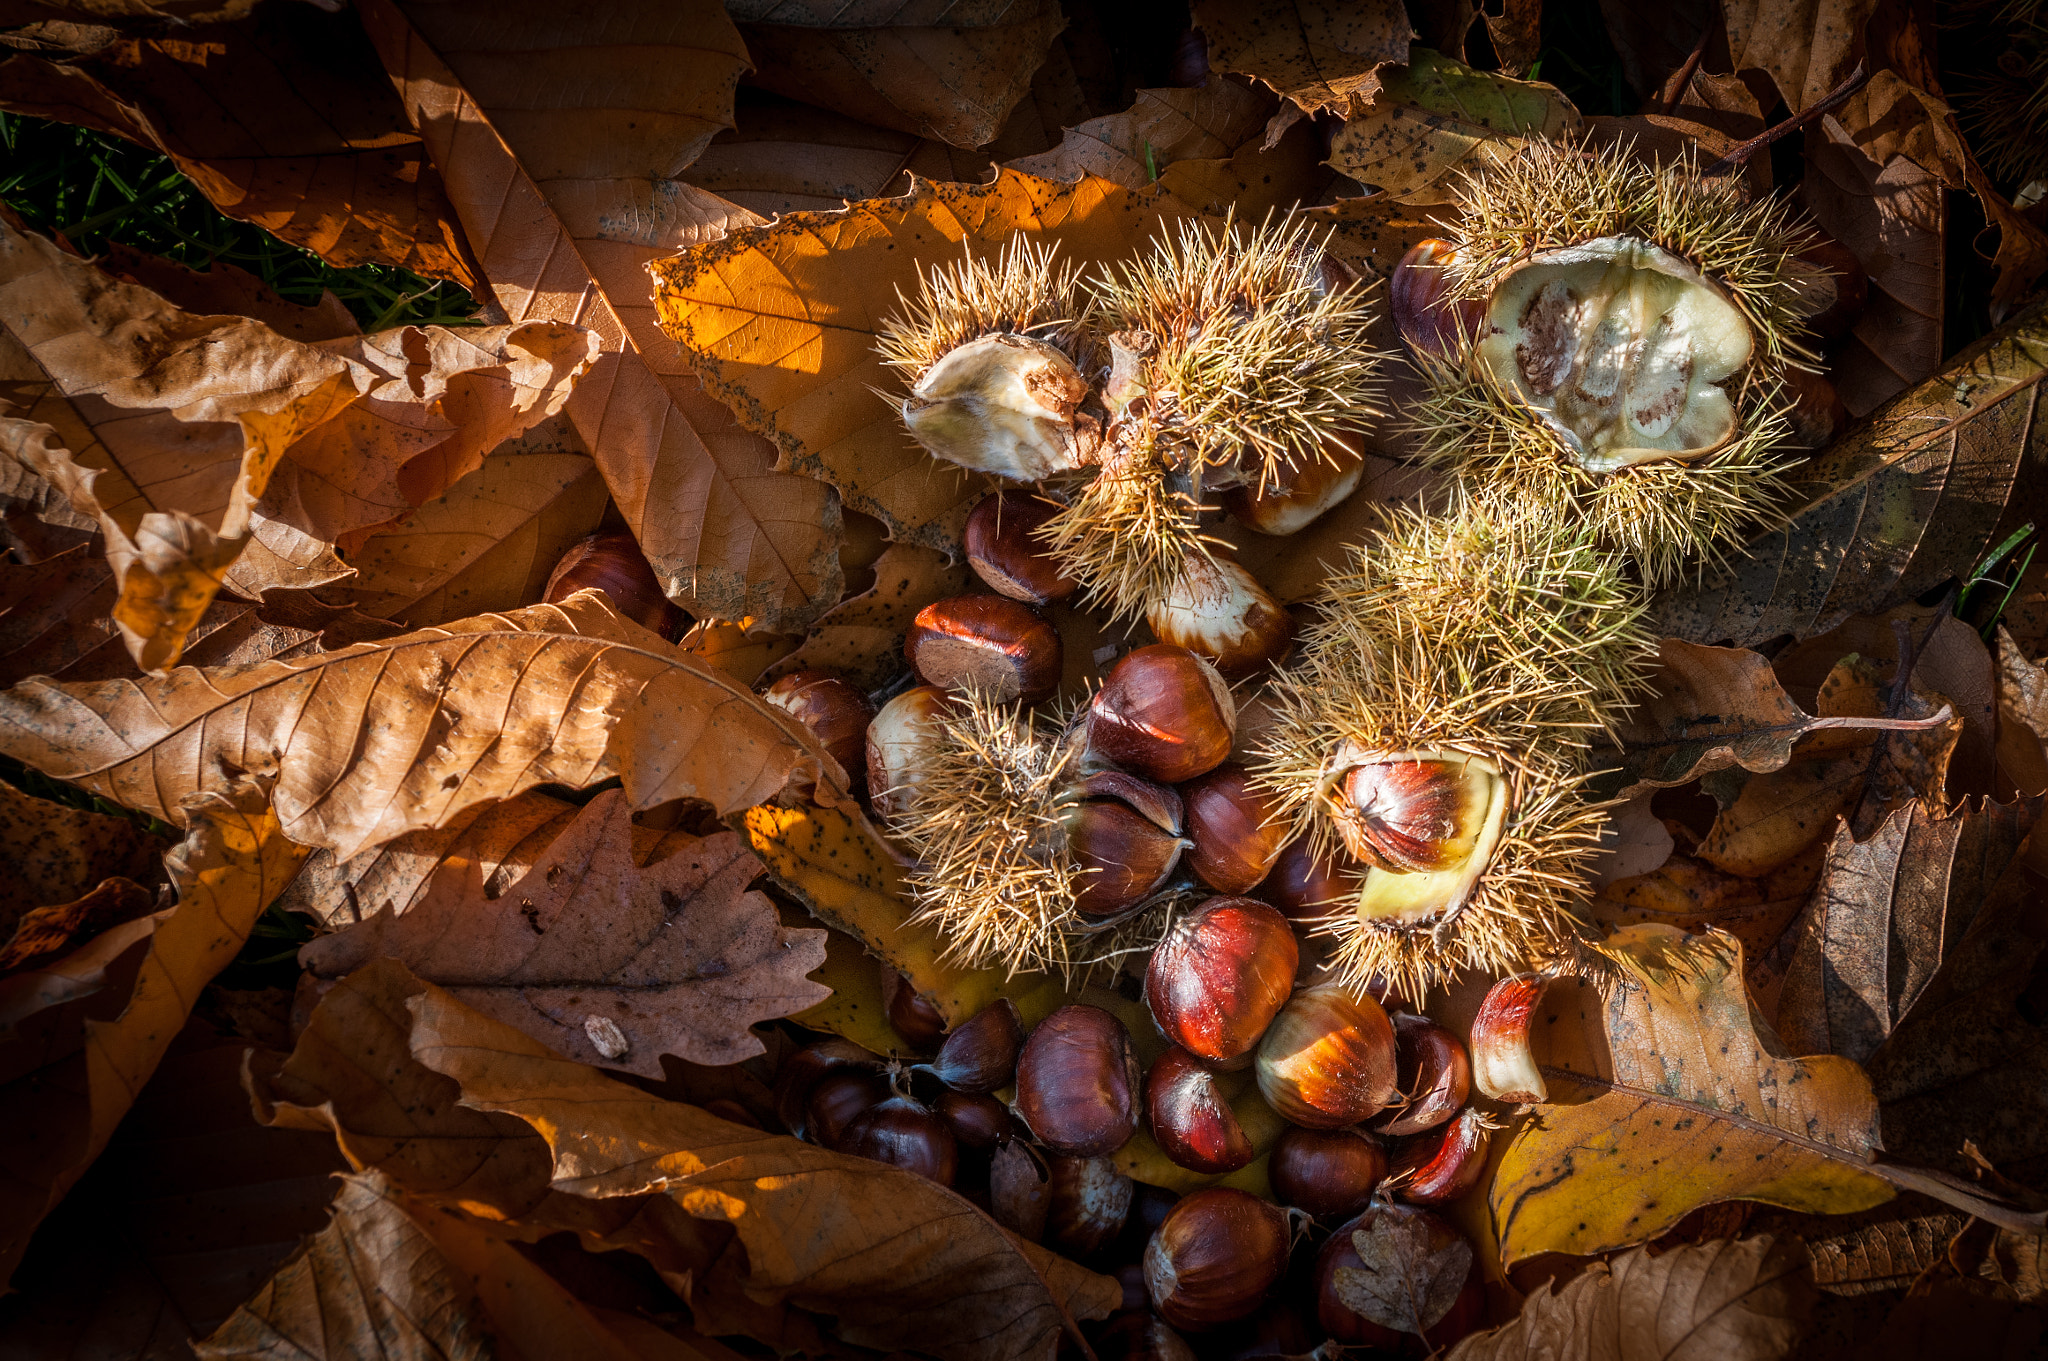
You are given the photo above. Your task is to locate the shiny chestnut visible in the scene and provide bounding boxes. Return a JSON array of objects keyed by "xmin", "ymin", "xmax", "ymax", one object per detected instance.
[
  {"xmin": 1143, "ymin": 1187, "xmax": 1292, "ymax": 1331},
  {"xmin": 1223, "ymin": 435, "xmax": 1364, "ymax": 538},
  {"xmin": 1182, "ymin": 764, "xmax": 1289, "ymax": 895},
  {"xmin": 1391, "ymin": 1106, "xmax": 1491, "ymax": 1204},
  {"xmin": 1145, "ymin": 1047, "xmax": 1255, "ymax": 1174},
  {"xmin": 544, "ymin": 529, "xmax": 688, "ymax": 641},
  {"xmin": 880, "ymin": 966, "xmax": 947, "ymax": 1052},
  {"xmin": 804, "ymin": 1068, "xmax": 890, "ymax": 1149},
  {"xmin": 964, "ymin": 491, "xmax": 1076, "ymax": 605},
  {"xmin": 905, "ymin": 594, "xmax": 1061, "ymax": 704},
  {"xmin": 1015, "ymin": 1004, "xmax": 1142, "ymax": 1157},
  {"xmin": 1145, "ymin": 555, "xmax": 1293, "ymax": 679},
  {"xmin": 762, "ymin": 670, "xmax": 877, "ymax": 799},
  {"xmin": 1065, "ymin": 772, "xmax": 1191, "ymax": 916},
  {"xmin": 1255, "ymin": 985, "xmax": 1398, "ymax": 1129},
  {"xmin": 933, "ymin": 1089, "xmax": 1012, "ymax": 1150},
  {"xmin": 1371, "ymin": 1014, "xmax": 1471, "ymax": 1137},
  {"xmin": 919, "ymin": 997, "xmax": 1023, "ymax": 1094},
  {"xmin": 1268, "ymin": 1126, "xmax": 1386, "ymax": 1219},
  {"xmin": 1146, "ymin": 897, "xmax": 1298, "ymax": 1069},
  {"xmin": 839, "ymin": 1094, "xmax": 958, "ymax": 1185},
  {"xmin": 1086, "ymin": 645, "xmax": 1235, "ymax": 784},
  {"xmin": 1261, "ymin": 834, "xmax": 1367, "ymax": 922},
  {"xmin": 1389, "ymin": 239, "xmax": 1485, "ymax": 360},
  {"xmin": 1046, "ymin": 1154, "xmax": 1134, "ymax": 1257}
]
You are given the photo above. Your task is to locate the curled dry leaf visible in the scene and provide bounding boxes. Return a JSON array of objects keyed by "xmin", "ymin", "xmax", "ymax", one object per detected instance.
[
  {"xmin": 356, "ymin": 0, "xmax": 844, "ymax": 633},
  {"xmin": 0, "ymin": 777, "xmax": 308, "ymax": 1290},
  {"xmin": 0, "ymin": 213, "xmax": 596, "ymax": 669},
  {"xmin": 1006, "ymin": 81, "xmax": 1276, "ymax": 188},
  {"xmin": 1720, "ymin": 0, "xmax": 1876, "ymax": 115},
  {"xmin": 1492, "ymin": 924, "xmax": 1894, "ymax": 1265},
  {"xmin": 1997, "ymin": 628, "xmax": 2048, "ymax": 804},
  {"xmin": 1192, "ymin": 0, "xmax": 1412, "ymax": 116},
  {"xmin": 765, "ymin": 542, "xmax": 971, "ymax": 690},
  {"xmin": 1598, "ymin": 639, "xmax": 1958, "ymax": 801},
  {"xmin": 0, "ymin": 591, "xmax": 839, "ymax": 860},
  {"xmin": 0, "ymin": 777, "xmax": 164, "ymax": 931},
  {"xmin": 739, "ymin": 0, "xmax": 1068, "ymax": 150},
  {"xmin": 303, "ymin": 789, "xmax": 828, "ymax": 1075},
  {"xmin": 1776, "ymin": 798, "xmax": 2042, "ymax": 1065},
  {"xmin": 403, "ymin": 979, "xmax": 1121, "ymax": 1361},
  {"xmin": 0, "ymin": 5, "xmax": 478, "ymax": 286},
  {"xmin": 1327, "ymin": 49, "xmax": 1582, "ymax": 204},
  {"xmin": 1446, "ymin": 1235, "xmax": 1815, "ymax": 1361},
  {"xmin": 1654, "ymin": 297, "xmax": 2048, "ymax": 650},
  {"xmin": 648, "ymin": 169, "xmax": 1198, "ymax": 550},
  {"xmin": 1750, "ymin": 1196, "xmax": 1970, "ymax": 1295}
]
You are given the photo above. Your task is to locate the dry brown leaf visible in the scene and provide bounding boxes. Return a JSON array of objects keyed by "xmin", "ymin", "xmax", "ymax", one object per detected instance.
[
  {"xmin": 0, "ymin": 776, "xmax": 307, "ymax": 1290},
  {"xmin": 766, "ymin": 542, "xmax": 969, "ymax": 688},
  {"xmin": 1327, "ymin": 49, "xmax": 1583, "ymax": 204},
  {"xmin": 0, "ymin": 4, "xmax": 478, "ymax": 287},
  {"xmin": 0, "ymin": 591, "xmax": 840, "ymax": 859},
  {"xmin": 195, "ymin": 1167, "xmax": 652, "ymax": 1361},
  {"xmin": 303, "ymin": 789, "xmax": 827, "ymax": 1075},
  {"xmin": 1721, "ymin": 0, "xmax": 1877, "ymax": 115},
  {"xmin": 0, "ymin": 875, "xmax": 155, "ymax": 974},
  {"xmin": 1192, "ymin": 0, "xmax": 1411, "ymax": 116},
  {"xmin": 1447, "ymin": 1236, "xmax": 1815, "ymax": 1361},
  {"xmin": 740, "ymin": 0, "xmax": 1068, "ymax": 149},
  {"xmin": 0, "ymin": 776, "xmax": 163, "ymax": 931},
  {"xmin": 0, "ymin": 215, "xmax": 596, "ymax": 668},
  {"xmin": 1776, "ymin": 798, "xmax": 2042, "ymax": 1065},
  {"xmin": 1332, "ymin": 1207, "xmax": 1474, "ymax": 1334},
  {"xmin": 1493, "ymin": 925, "xmax": 1894, "ymax": 1265},
  {"xmin": 1753, "ymin": 1196, "xmax": 1969, "ymax": 1295},
  {"xmin": 94, "ymin": 243, "xmax": 361, "ymax": 345},
  {"xmin": 1995, "ymin": 628, "xmax": 2048, "ymax": 802},
  {"xmin": 1480, "ymin": 0, "xmax": 1542, "ymax": 77},
  {"xmin": 1005, "ymin": 80, "xmax": 1275, "ymax": 186},
  {"xmin": 1152, "ymin": 107, "xmax": 1340, "ymax": 217},
  {"xmin": 406, "ymin": 981, "xmax": 1122, "ymax": 1360},
  {"xmin": 648, "ymin": 169, "xmax": 1199, "ymax": 550},
  {"xmin": 357, "ymin": 0, "xmax": 844, "ymax": 634}
]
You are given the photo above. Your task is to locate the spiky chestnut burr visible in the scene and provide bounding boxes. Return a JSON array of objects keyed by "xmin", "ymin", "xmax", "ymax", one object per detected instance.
[
  {"xmin": 1409, "ymin": 140, "xmax": 1826, "ymax": 584},
  {"xmin": 1249, "ymin": 506, "xmax": 1654, "ymax": 999}
]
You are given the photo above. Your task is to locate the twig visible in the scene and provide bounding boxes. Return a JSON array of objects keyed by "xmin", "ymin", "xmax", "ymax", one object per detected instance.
[
  {"xmin": 1701, "ymin": 61, "xmax": 1873, "ymax": 176},
  {"xmin": 1656, "ymin": 18, "xmax": 1715, "ymax": 116}
]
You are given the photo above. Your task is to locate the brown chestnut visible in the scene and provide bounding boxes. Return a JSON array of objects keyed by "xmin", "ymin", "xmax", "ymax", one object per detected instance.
[
  {"xmin": 544, "ymin": 529, "xmax": 687, "ymax": 641},
  {"xmin": 1015, "ymin": 1004, "xmax": 1143, "ymax": 1157},
  {"xmin": 1254, "ymin": 985, "xmax": 1398, "ymax": 1129},
  {"xmin": 804, "ymin": 1068, "xmax": 890, "ymax": 1149},
  {"xmin": 839, "ymin": 1094, "xmax": 958, "ymax": 1185},
  {"xmin": 1087, "ymin": 645, "xmax": 1235, "ymax": 784},
  {"xmin": 774, "ymin": 1038, "xmax": 887, "ymax": 1135},
  {"xmin": 1390, "ymin": 1105, "xmax": 1492, "ymax": 1204},
  {"xmin": 1182, "ymin": 764, "xmax": 1289, "ymax": 895},
  {"xmin": 1260, "ymin": 834, "xmax": 1367, "ymax": 922},
  {"xmin": 1046, "ymin": 1154, "xmax": 1134, "ymax": 1257},
  {"xmin": 1314, "ymin": 1201, "xmax": 1476, "ymax": 1346},
  {"xmin": 1145, "ymin": 1047, "xmax": 1255, "ymax": 1174},
  {"xmin": 1145, "ymin": 555, "xmax": 1293, "ymax": 680},
  {"xmin": 879, "ymin": 966, "xmax": 947, "ymax": 1052},
  {"xmin": 762, "ymin": 670, "xmax": 877, "ymax": 799},
  {"xmin": 1389, "ymin": 238, "xmax": 1485, "ymax": 360},
  {"xmin": 905, "ymin": 594, "xmax": 1061, "ymax": 704},
  {"xmin": 989, "ymin": 1139, "xmax": 1049, "ymax": 1240},
  {"xmin": 965, "ymin": 491, "xmax": 1077, "ymax": 605},
  {"xmin": 865, "ymin": 684, "xmax": 954, "ymax": 821},
  {"xmin": 1143, "ymin": 1187, "xmax": 1291, "ymax": 1331},
  {"xmin": 1371, "ymin": 1014, "xmax": 1471, "ymax": 1137},
  {"xmin": 919, "ymin": 997, "xmax": 1023, "ymax": 1094},
  {"xmin": 1794, "ymin": 228, "xmax": 1869, "ymax": 339},
  {"xmin": 1783, "ymin": 364, "xmax": 1849, "ymax": 448},
  {"xmin": 1268, "ymin": 1126, "xmax": 1386, "ymax": 1220},
  {"xmin": 1223, "ymin": 436, "xmax": 1364, "ymax": 538},
  {"xmin": 1066, "ymin": 772, "xmax": 1192, "ymax": 916},
  {"xmin": 933, "ymin": 1088, "xmax": 1013, "ymax": 1150},
  {"xmin": 1094, "ymin": 1312, "xmax": 1197, "ymax": 1361},
  {"xmin": 1146, "ymin": 897, "xmax": 1298, "ymax": 1069}
]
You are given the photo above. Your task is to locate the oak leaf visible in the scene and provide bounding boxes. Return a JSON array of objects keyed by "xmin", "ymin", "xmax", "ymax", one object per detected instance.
[
  {"xmin": 355, "ymin": 0, "xmax": 844, "ymax": 633},
  {"xmin": 405, "ymin": 979, "xmax": 1122, "ymax": 1360},
  {"xmin": 1332, "ymin": 1207, "xmax": 1474, "ymax": 1334},
  {"xmin": 0, "ymin": 591, "xmax": 841, "ymax": 859},
  {"xmin": 1492, "ymin": 925, "xmax": 1894, "ymax": 1265},
  {"xmin": 303, "ymin": 789, "xmax": 828, "ymax": 1075},
  {"xmin": 1447, "ymin": 1236, "xmax": 1814, "ymax": 1361},
  {"xmin": 1192, "ymin": 0, "xmax": 1411, "ymax": 116},
  {"xmin": 648, "ymin": 169, "xmax": 1200, "ymax": 550}
]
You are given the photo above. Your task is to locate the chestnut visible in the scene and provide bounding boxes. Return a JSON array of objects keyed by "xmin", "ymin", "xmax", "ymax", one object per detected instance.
[
  {"xmin": 1086, "ymin": 645, "xmax": 1235, "ymax": 785},
  {"xmin": 762, "ymin": 670, "xmax": 877, "ymax": 799},
  {"xmin": 879, "ymin": 966, "xmax": 947, "ymax": 1052},
  {"xmin": 1390, "ymin": 1106, "xmax": 1492, "ymax": 1204},
  {"xmin": 1254, "ymin": 985, "xmax": 1398, "ymax": 1129},
  {"xmin": 1182, "ymin": 764, "xmax": 1289, "ymax": 895},
  {"xmin": 1015, "ymin": 1004, "xmax": 1143, "ymax": 1157},
  {"xmin": 774, "ymin": 1038, "xmax": 887, "ymax": 1135},
  {"xmin": 1046, "ymin": 1154, "xmax": 1134, "ymax": 1257},
  {"xmin": 1222, "ymin": 435, "xmax": 1364, "ymax": 538},
  {"xmin": 1260, "ymin": 834, "xmax": 1366, "ymax": 922},
  {"xmin": 1145, "ymin": 1047, "xmax": 1255, "ymax": 1174},
  {"xmin": 1143, "ymin": 1187, "xmax": 1291, "ymax": 1331},
  {"xmin": 964, "ymin": 491, "xmax": 1076, "ymax": 605},
  {"xmin": 838, "ymin": 1094, "xmax": 958, "ymax": 1186},
  {"xmin": 1145, "ymin": 555, "xmax": 1293, "ymax": 679},
  {"xmin": 933, "ymin": 1088, "xmax": 1013, "ymax": 1150},
  {"xmin": 1094, "ymin": 1312, "xmax": 1197, "ymax": 1361},
  {"xmin": 1470, "ymin": 973, "xmax": 1547, "ymax": 1104},
  {"xmin": 905, "ymin": 594, "xmax": 1061, "ymax": 704},
  {"xmin": 1389, "ymin": 238, "xmax": 1485, "ymax": 360},
  {"xmin": 1783, "ymin": 364, "xmax": 1848, "ymax": 448},
  {"xmin": 989, "ymin": 1139, "xmax": 1049, "ymax": 1240},
  {"xmin": 866, "ymin": 684, "xmax": 954, "ymax": 821},
  {"xmin": 1371, "ymin": 1014, "xmax": 1470, "ymax": 1137},
  {"xmin": 1066, "ymin": 771, "xmax": 1191, "ymax": 916},
  {"xmin": 1146, "ymin": 898, "xmax": 1298, "ymax": 1069},
  {"xmin": 1314, "ymin": 1202, "xmax": 1477, "ymax": 1346},
  {"xmin": 804, "ymin": 1068, "xmax": 890, "ymax": 1149},
  {"xmin": 544, "ymin": 528, "xmax": 687, "ymax": 641},
  {"xmin": 1268, "ymin": 1126, "xmax": 1386, "ymax": 1219},
  {"xmin": 918, "ymin": 997, "xmax": 1023, "ymax": 1094},
  {"xmin": 1795, "ymin": 228, "xmax": 1869, "ymax": 339}
]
